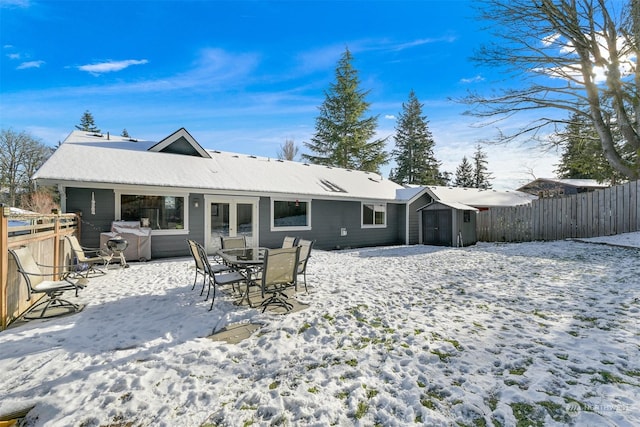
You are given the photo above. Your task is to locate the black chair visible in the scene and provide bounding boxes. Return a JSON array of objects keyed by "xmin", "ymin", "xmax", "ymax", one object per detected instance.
[{"xmin": 198, "ymin": 244, "xmax": 246, "ymax": 311}]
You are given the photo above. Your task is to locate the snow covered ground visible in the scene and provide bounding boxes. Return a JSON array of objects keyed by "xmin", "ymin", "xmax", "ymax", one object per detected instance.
[{"xmin": 1, "ymin": 234, "xmax": 639, "ymax": 426}]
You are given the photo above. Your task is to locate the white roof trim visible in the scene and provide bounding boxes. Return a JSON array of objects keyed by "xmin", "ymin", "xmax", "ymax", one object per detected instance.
[
  {"xmin": 417, "ymin": 200, "xmax": 479, "ymax": 211},
  {"xmin": 148, "ymin": 127, "xmax": 211, "ymax": 158}
]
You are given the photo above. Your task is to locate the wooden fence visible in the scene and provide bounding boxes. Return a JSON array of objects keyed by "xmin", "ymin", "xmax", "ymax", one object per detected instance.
[
  {"xmin": 477, "ymin": 180, "xmax": 640, "ymax": 242},
  {"xmin": 0, "ymin": 208, "xmax": 79, "ymax": 330}
]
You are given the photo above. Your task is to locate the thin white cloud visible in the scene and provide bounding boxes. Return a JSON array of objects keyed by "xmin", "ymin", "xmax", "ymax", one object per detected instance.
[
  {"xmin": 7, "ymin": 53, "xmax": 20, "ymax": 60},
  {"xmin": 78, "ymin": 59, "xmax": 149, "ymax": 75},
  {"xmin": 0, "ymin": 0, "xmax": 31, "ymax": 8},
  {"xmin": 17, "ymin": 60, "xmax": 44, "ymax": 69},
  {"xmin": 386, "ymin": 36, "xmax": 457, "ymax": 52},
  {"xmin": 384, "ymin": 114, "xmax": 396, "ymax": 120},
  {"xmin": 460, "ymin": 75, "xmax": 485, "ymax": 84}
]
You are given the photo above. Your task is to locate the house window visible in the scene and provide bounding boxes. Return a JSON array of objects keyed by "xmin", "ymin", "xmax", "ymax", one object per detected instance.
[
  {"xmin": 271, "ymin": 199, "xmax": 311, "ymax": 230},
  {"xmin": 463, "ymin": 211, "xmax": 471, "ymax": 223},
  {"xmin": 120, "ymin": 194, "xmax": 186, "ymax": 231},
  {"xmin": 362, "ymin": 203, "xmax": 386, "ymax": 227}
]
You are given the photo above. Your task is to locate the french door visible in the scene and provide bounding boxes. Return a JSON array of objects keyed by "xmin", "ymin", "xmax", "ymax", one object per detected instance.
[{"xmin": 204, "ymin": 196, "xmax": 259, "ymax": 252}]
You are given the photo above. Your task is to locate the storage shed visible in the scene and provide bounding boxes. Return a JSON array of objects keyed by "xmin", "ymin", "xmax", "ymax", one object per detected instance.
[{"xmin": 417, "ymin": 200, "xmax": 478, "ymax": 247}]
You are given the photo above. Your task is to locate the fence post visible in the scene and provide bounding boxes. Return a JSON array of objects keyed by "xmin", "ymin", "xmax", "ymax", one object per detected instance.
[{"xmin": 0, "ymin": 205, "xmax": 9, "ymax": 330}]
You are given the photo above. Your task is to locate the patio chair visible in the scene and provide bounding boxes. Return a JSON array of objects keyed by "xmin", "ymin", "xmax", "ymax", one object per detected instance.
[
  {"xmin": 281, "ymin": 236, "xmax": 298, "ymax": 248},
  {"xmin": 187, "ymin": 240, "xmax": 233, "ymax": 297},
  {"xmin": 187, "ymin": 240, "xmax": 211, "ymax": 295},
  {"xmin": 259, "ymin": 246, "xmax": 300, "ymax": 313},
  {"xmin": 9, "ymin": 246, "xmax": 86, "ymax": 319},
  {"xmin": 296, "ymin": 239, "xmax": 315, "ymax": 293},
  {"xmin": 198, "ymin": 244, "xmax": 246, "ymax": 311},
  {"xmin": 220, "ymin": 235, "xmax": 247, "ymax": 249},
  {"xmin": 65, "ymin": 235, "xmax": 112, "ymax": 278}
]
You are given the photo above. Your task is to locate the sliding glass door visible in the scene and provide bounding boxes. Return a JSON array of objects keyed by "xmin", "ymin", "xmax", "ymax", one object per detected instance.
[{"xmin": 204, "ymin": 196, "xmax": 258, "ymax": 252}]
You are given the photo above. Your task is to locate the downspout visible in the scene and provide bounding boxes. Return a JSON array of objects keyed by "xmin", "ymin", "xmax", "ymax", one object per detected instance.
[{"xmin": 58, "ymin": 184, "xmax": 67, "ymax": 213}]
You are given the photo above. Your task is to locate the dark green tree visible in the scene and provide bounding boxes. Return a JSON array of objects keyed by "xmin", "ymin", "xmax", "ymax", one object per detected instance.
[
  {"xmin": 302, "ymin": 48, "xmax": 388, "ymax": 172},
  {"xmin": 555, "ymin": 112, "xmax": 628, "ymax": 184},
  {"xmin": 121, "ymin": 128, "xmax": 130, "ymax": 138},
  {"xmin": 391, "ymin": 90, "xmax": 444, "ymax": 185},
  {"xmin": 454, "ymin": 156, "xmax": 474, "ymax": 187},
  {"xmin": 75, "ymin": 110, "xmax": 100, "ymax": 133},
  {"xmin": 472, "ymin": 144, "xmax": 492, "ymax": 189}
]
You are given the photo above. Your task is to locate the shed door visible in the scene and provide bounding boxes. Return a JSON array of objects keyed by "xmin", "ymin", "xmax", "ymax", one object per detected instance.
[{"xmin": 423, "ymin": 209, "xmax": 452, "ymax": 246}]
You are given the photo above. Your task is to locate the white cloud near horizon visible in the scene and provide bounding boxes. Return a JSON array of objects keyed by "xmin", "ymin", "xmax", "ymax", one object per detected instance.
[
  {"xmin": 78, "ymin": 59, "xmax": 149, "ymax": 75},
  {"xmin": 460, "ymin": 75, "xmax": 485, "ymax": 84},
  {"xmin": 17, "ymin": 60, "xmax": 44, "ymax": 69}
]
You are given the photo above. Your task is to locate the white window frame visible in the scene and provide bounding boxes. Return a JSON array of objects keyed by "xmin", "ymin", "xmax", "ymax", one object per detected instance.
[
  {"xmin": 270, "ymin": 198, "xmax": 312, "ymax": 231},
  {"xmin": 361, "ymin": 202, "xmax": 387, "ymax": 228},
  {"xmin": 114, "ymin": 189, "xmax": 190, "ymax": 235}
]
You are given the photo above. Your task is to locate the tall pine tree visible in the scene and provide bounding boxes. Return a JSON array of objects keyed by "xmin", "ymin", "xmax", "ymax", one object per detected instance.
[
  {"xmin": 302, "ymin": 48, "xmax": 388, "ymax": 172},
  {"xmin": 555, "ymin": 112, "xmax": 626, "ymax": 184},
  {"xmin": 391, "ymin": 90, "xmax": 444, "ymax": 185},
  {"xmin": 472, "ymin": 144, "xmax": 492, "ymax": 189},
  {"xmin": 454, "ymin": 156, "xmax": 474, "ymax": 187},
  {"xmin": 75, "ymin": 110, "xmax": 100, "ymax": 133}
]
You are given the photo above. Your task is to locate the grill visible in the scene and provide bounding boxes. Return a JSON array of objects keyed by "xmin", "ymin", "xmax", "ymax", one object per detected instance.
[{"xmin": 107, "ymin": 237, "xmax": 129, "ymax": 267}]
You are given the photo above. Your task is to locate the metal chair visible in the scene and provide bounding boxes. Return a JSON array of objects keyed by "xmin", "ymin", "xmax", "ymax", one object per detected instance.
[
  {"xmin": 198, "ymin": 244, "xmax": 246, "ymax": 311},
  {"xmin": 187, "ymin": 240, "xmax": 232, "ymax": 297},
  {"xmin": 281, "ymin": 236, "xmax": 298, "ymax": 248},
  {"xmin": 65, "ymin": 234, "xmax": 112, "ymax": 277},
  {"xmin": 9, "ymin": 246, "xmax": 86, "ymax": 319},
  {"xmin": 220, "ymin": 235, "xmax": 247, "ymax": 249},
  {"xmin": 296, "ymin": 239, "xmax": 315, "ymax": 292},
  {"xmin": 259, "ymin": 246, "xmax": 300, "ymax": 313}
]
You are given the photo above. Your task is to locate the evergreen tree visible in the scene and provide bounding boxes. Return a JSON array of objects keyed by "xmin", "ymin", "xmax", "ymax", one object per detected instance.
[
  {"xmin": 391, "ymin": 90, "xmax": 444, "ymax": 185},
  {"xmin": 454, "ymin": 156, "xmax": 474, "ymax": 187},
  {"xmin": 302, "ymin": 48, "xmax": 388, "ymax": 172},
  {"xmin": 75, "ymin": 110, "xmax": 100, "ymax": 133},
  {"xmin": 555, "ymin": 112, "xmax": 627, "ymax": 184},
  {"xmin": 472, "ymin": 144, "xmax": 492, "ymax": 189},
  {"xmin": 121, "ymin": 128, "xmax": 130, "ymax": 138}
]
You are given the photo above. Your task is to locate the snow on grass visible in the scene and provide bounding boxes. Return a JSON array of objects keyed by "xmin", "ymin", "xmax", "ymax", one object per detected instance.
[{"xmin": 0, "ymin": 237, "xmax": 639, "ymax": 426}]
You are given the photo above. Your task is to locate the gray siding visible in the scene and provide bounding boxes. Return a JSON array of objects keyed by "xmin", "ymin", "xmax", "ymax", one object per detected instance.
[
  {"xmin": 66, "ymin": 188, "xmax": 115, "ymax": 248},
  {"xmin": 259, "ymin": 197, "xmax": 402, "ymax": 250},
  {"xmin": 67, "ymin": 188, "xmax": 407, "ymax": 258},
  {"xmin": 67, "ymin": 188, "xmax": 203, "ymax": 259},
  {"xmin": 408, "ymin": 194, "xmax": 433, "ymax": 245}
]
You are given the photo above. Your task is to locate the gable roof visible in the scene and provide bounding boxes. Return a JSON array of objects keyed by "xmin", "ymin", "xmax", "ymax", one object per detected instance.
[
  {"xmin": 424, "ymin": 186, "xmax": 536, "ymax": 208},
  {"xmin": 34, "ymin": 130, "xmax": 403, "ymax": 201},
  {"xmin": 147, "ymin": 127, "xmax": 211, "ymax": 158}
]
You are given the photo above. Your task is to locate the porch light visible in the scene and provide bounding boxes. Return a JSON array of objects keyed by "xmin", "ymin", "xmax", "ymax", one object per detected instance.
[{"xmin": 194, "ymin": 198, "xmax": 200, "ymax": 208}]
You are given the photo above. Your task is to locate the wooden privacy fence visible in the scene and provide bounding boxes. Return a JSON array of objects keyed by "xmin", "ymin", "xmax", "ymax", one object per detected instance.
[
  {"xmin": 477, "ymin": 180, "xmax": 640, "ymax": 242},
  {"xmin": 0, "ymin": 207, "xmax": 79, "ymax": 330}
]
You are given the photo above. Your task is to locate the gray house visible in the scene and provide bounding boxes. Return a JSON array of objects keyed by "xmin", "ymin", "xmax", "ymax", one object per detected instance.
[
  {"xmin": 34, "ymin": 129, "xmax": 536, "ymax": 257},
  {"xmin": 34, "ymin": 129, "xmax": 418, "ymax": 256}
]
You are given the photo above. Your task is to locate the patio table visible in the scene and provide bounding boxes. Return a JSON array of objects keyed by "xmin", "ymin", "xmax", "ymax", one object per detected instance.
[{"xmin": 216, "ymin": 247, "xmax": 266, "ymax": 306}]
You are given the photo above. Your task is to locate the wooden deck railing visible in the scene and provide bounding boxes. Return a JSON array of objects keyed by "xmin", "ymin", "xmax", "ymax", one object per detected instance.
[{"xmin": 0, "ymin": 207, "xmax": 79, "ymax": 330}]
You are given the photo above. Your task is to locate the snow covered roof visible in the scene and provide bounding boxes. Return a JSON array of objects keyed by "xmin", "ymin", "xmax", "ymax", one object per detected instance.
[
  {"xmin": 416, "ymin": 199, "xmax": 479, "ymax": 211},
  {"xmin": 517, "ymin": 178, "xmax": 610, "ymax": 192},
  {"xmin": 425, "ymin": 186, "xmax": 537, "ymax": 208},
  {"xmin": 34, "ymin": 130, "xmax": 404, "ymax": 201}
]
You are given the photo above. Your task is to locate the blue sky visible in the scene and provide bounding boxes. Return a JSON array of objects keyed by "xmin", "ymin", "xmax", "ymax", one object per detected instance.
[{"xmin": 1, "ymin": 0, "xmax": 561, "ymax": 189}]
